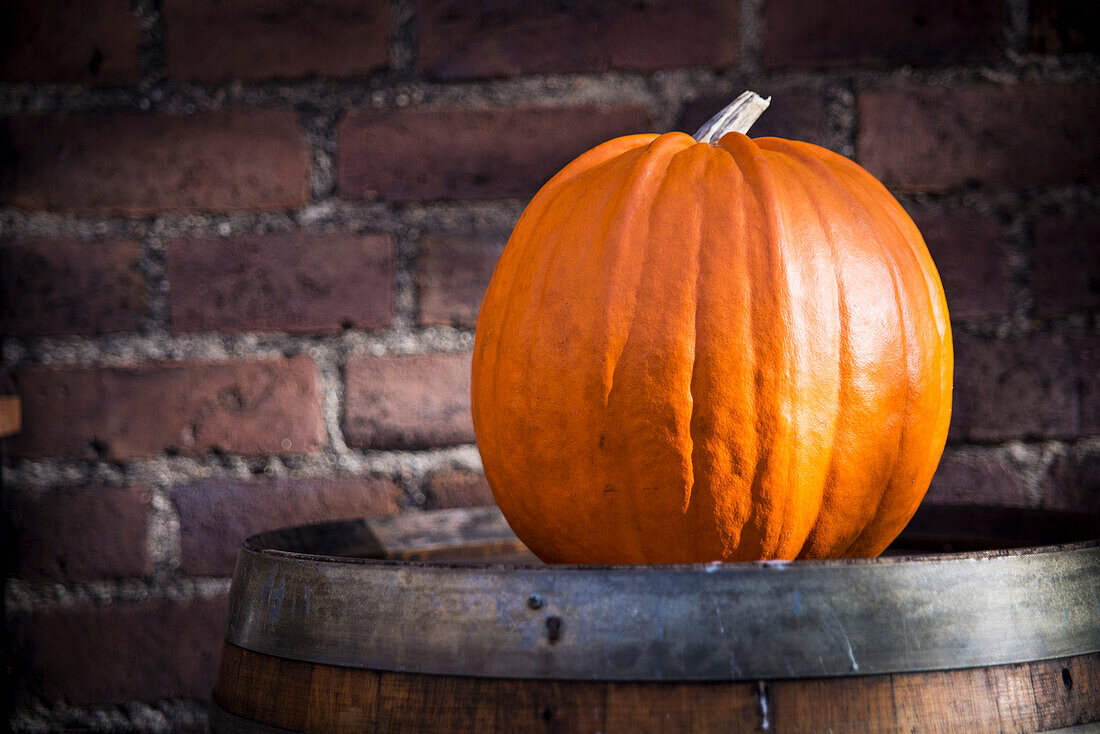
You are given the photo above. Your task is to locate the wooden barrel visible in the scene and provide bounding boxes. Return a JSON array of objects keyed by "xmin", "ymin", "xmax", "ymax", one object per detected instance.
[{"xmin": 209, "ymin": 506, "xmax": 1100, "ymax": 733}]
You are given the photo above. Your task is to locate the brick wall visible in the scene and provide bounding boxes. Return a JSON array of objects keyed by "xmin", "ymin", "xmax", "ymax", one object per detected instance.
[{"xmin": 1, "ymin": 0, "xmax": 1097, "ymax": 730}]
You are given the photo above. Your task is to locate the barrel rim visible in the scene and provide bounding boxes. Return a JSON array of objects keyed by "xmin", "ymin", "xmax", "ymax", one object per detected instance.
[
  {"xmin": 222, "ymin": 507, "xmax": 1100, "ymax": 682},
  {"xmin": 240, "ymin": 505, "xmax": 1100, "ymax": 570}
]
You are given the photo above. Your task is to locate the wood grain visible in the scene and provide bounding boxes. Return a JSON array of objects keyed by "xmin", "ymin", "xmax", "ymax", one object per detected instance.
[
  {"xmin": 1029, "ymin": 655, "xmax": 1100, "ymax": 731},
  {"xmin": 306, "ymin": 663, "xmax": 379, "ymax": 732},
  {"xmin": 605, "ymin": 680, "xmax": 759, "ymax": 732},
  {"xmin": 213, "ymin": 643, "xmax": 1100, "ymax": 733},
  {"xmin": 771, "ymin": 674, "xmax": 897, "ymax": 733},
  {"xmin": 891, "ymin": 665, "xmax": 1003, "ymax": 733}
]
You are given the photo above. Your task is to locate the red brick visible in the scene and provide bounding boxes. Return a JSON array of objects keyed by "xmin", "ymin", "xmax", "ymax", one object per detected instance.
[
  {"xmin": 172, "ymin": 477, "xmax": 403, "ymax": 575},
  {"xmin": 0, "ymin": 0, "xmax": 140, "ymax": 84},
  {"xmin": 1069, "ymin": 334, "xmax": 1100, "ymax": 435},
  {"xmin": 4, "ymin": 485, "xmax": 152, "ymax": 581},
  {"xmin": 914, "ymin": 214, "xmax": 1010, "ymax": 320},
  {"xmin": 924, "ymin": 451, "xmax": 1034, "ymax": 507},
  {"xmin": 678, "ymin": 90, "xmax": 832, "ymax": 148},
  {"xmin": 950, "ymin": 333, "xmax": 1079, "ymax": 442},
  {"xmin": 11, "ymin": 356, "xmax": 325, "ymax": 459},
  {"xmin": 344, "ymin": 353, "xmax": 474, "ymax": 449},
  {"xmin": 10, "ymin": 596, "xmax": 226, "ymax": 705},
  {"xmin": 1030, "ymin": 0, "xmax": 1100, "ymax": 54},
  {"xmin": 417, "ymin": 233, "xmax": 505, "ymax": 328},
  {"xmin": 1, "ymin": 238, "xmax": 147, "ymax": 337},
  {"xmin": 417, "ymin": 0, "xmax": 737, "ymax": 79},
  {"xmin": 1041, "ymin": 448, "xmax": 1100, "ymax": 514},
  {"xmin": 1031, "ymin": 215, "xmax": 1100, "ymax": 317},
  {"xmin": 856, "ymin": 84, "xmax": 1100, "ymax": 192},
  {"xmin": 169, "ymin": 233, "xmax": 393, "ymax": 334},
  {"xmin": 336, "ymin": 104, "xmax": 654, "ymax": 202},
  {"xmin": 165, "ymin": 0, "xmax": 389, "ymax": 82},
  {"xmin": 423, "ymin": 470, "xmax": 496, "ymax": 510},
  {"xmin": 764, "ymin": 0, "xmax": 1003, "ymax": 69},
  {"xmin": 0, "ymin": 111, "xmax": 309, "ymax": 215}
]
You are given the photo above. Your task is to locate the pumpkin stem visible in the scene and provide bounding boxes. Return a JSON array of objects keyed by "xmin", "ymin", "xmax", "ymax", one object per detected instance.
[{"xmin": 692, "ymin": 91, "xmax": 771, "ymax": 143}]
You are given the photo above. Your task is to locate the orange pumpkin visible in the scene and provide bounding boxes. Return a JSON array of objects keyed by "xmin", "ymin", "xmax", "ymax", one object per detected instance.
[{"xmin": 471, "ymin": 92, "xmax": 953, "ymax": 563}]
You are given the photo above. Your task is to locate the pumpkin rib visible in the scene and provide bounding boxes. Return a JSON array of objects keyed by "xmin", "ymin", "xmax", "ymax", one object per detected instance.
[
  {"xmin": 476, "ymin": 182, "xmax": 567, "ymax": 544},
  {"xmin": 757, "ymin": 143, "xmax": 848, "ymax": 560},
  {"xmin": 836, "ymin": 162, "xmax": 951, "ymax": 556},
  {"xmin": 756, "ymin": 138, "xmax": 910, "ymax": 558},
  {"xmin": 765, "ymin": 139, "xmax": 947, "ymax": 557},
  {"xmin": 683, "ymin": 149, "xmax": 709, "ymax": 548},
  {"xmin": 527, "ymin": 155, "xmax": 655, "ymax": 561},
  {"xmin": 680, "ymin": 142, "xmax": 763, "ymax": 559},
  {"xmin": 476, "ymin": 135, "xmax": 660, "ymax": 455},
  {"xmin": 594, "ymin": 134, "xmax": 693, "ymax": 561},
  {"xmin": 715, "ymin": 133, "xmax": 798, "ymax": 559},
  {"xmin": 476, "ymin": 155, "xmax": 621, "ymax": 554},
  {"xmin": 791, "ymin": 144, "xmax": 913, "ymax": 558},
  {"xmin": 695, "ymin": 136, "xmax": 761, "ymax": 558},
  {"xmin": 600, "ymin": 136, "xmax": 687, "ymax": 410},
  {"xmin": 842, "ymin": 223, "xmax": 912, "ymax": 557},
  {"xmin": 489, "ymin": 135, "xmax": 688, "ymax": 562}
]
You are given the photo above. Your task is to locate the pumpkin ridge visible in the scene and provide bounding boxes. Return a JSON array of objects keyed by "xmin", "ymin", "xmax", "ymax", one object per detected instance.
[
  {"xmin": 841, "ymin": 222, "xmax": 912, "ymax": 557},
  {"xmin": 786, "ymin": 143, "xmax": 910, "ymax": 557},
  {"xmin": 526, "ymin": 159, "xmax": 652, "ymax": 559},
  {"xmin": 753, "ymin": 146, "xmax": 846, "ymax": 560},
  {"xmin": 692, "ymin": 137, "xmax": 760, "ymax": 556},
  {"xmin": 833, "ymin": 160, "xmax": 951, "ymax": 556},
  {"xmin": 764, "ymin": 141, "xmax": 901, "ymax": 559},
  {"xmin": 600, "ymin": 136, "xmax": 689, "ymax": 411},
  {"xmin": 764, "ymin": 139, "xmax": 948, "ymax": 557},
  {"xmin": 595, "ymin": 135, "xmax": 689, "ymax": 561},
  {"xmin": 476, "ymin": 174, "xmax": 580, "ymax": 543},
  {"xmin": 672, "ymin": 144, "xmax": 718, "ymax": 558},
  {"xmin": 716, "ymin": 133, "xmax": 796, "ymax": 559}
]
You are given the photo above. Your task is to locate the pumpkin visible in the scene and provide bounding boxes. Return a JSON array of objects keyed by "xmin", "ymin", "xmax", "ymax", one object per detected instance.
[{"xmin": 471, "ymin": 92, "xmax": 953, "ymax": 563}]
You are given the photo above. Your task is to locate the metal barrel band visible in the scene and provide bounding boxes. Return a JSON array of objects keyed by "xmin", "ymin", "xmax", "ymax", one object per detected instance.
[{"xmin": 223, "ymin": 509, "xmax": 1100, "ymax": 681}]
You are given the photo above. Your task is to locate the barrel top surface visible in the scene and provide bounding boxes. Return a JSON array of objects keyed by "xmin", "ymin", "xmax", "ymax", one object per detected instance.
[{"xmin": 224, "ymin": 505, "xmax": 1100, "ymax": 682}]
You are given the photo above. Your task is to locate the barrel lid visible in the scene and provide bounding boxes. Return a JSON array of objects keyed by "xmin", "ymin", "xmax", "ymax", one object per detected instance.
[{"xmin": 223, "ymin": 506, "xmax": 1100, "ymax": 681}]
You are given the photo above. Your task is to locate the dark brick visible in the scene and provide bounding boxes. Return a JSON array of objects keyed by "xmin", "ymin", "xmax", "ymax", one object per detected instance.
[
  {"xmin": 344, "ymin": 353, "xmax": 474, "ymax": 449},
  {"xmin": 423, "ymin": 470, "xmax": 496, "ymax": 510},
  {"xmin": 950, "ymin": 333, "xmax": 1079, "ymax": 442},
  {"xmin": 417, "ymin": 233, "xmax": 505, "ymax": 328},
  {"xmin": 173, "ymin": 477, "xmax": 403, "ymax": 575},
  {"xmin": 11, "ymin": 356, "xmax": 326, "ymax": 459},
  {"xmin": 1068, "ymin": 334, "xmax": 1099, "ymax": 435},
  {"xmin": 1, "ymin": 111, "xmax": 309, "ymax": 215},
  {"xmin": 924, "ymin": 450, "xmax": 1035, "ymax": 507},
  {"xmin": 1031, "ymin": 215, "xmax": 1100, "ymax": 317},
  {"xmin": 9, "ymin": 597, "xmax": 226, "ymax": 705},
  {"xmin": 165, "ymin": 0, "xmax": 389, "ymax": 82},
  {"xmin": 1030, "ymin": 0, "xmax": 1100, "ymax": 55},
  {"xmin": 857, "ymin": 84, "xmax": 1100, "ymax": 192},
  {"xmin": 678, "ymin": 90, "xmax": 832, "ymax": 148},
  {"xmin": 4, "ymin": 485, "xmax": 152, "ymax": 581},
  {"xmin": 418, "ymin": 0, "xmax": 737, "ymax": 79},
  {"xmin": 765, "ymin": 0, "xmax": 1003, "ymax": 68},
  {"xmin": 913, "ymin": 214, "xmax": 1010, "ymax": 320},
  {"xmin": 1041, "ymin": 448, "xmax": 1100, "ymax": 513},
  {"xmin": 336, "ymin": 104, "xmax": 654, "ymax": 202},
  {"xmin": 1, "ymin": 238, "xmax": 147, "ymax": 337},
  {"xmin": 0, "ymin": 0, "xmax": 140, "ymax": 84},
  {"xmin": 169, "ymin": 233, "xmax": 393, "ymax": 334}
]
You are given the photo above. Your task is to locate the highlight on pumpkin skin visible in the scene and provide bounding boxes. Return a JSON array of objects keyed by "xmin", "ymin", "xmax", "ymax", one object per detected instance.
[{"xmin": 471, "ymin": 92, "xmax": 953, "ymax": 565}]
